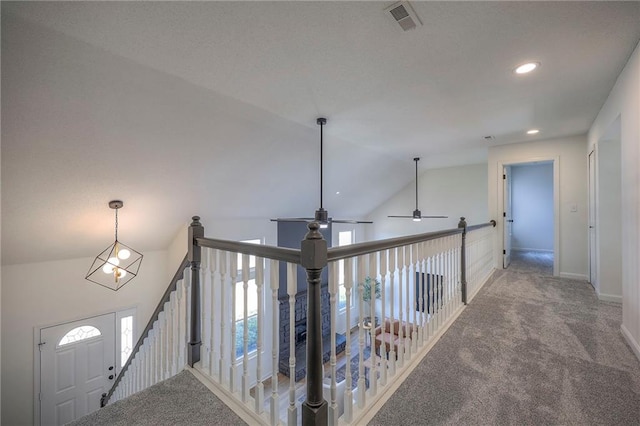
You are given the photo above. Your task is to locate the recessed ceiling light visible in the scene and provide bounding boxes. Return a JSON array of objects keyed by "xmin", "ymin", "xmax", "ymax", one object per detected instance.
[
  {"xmin": 527, "ymin": 129, "xmax": 540, "ymax": 135},
  {"xmin": 335, "ymin": 191, "xmax": 340, "ymax": 195},
  {"xmin": 514, "ymin": 62, "xmax": 540, "ymax": 74}
]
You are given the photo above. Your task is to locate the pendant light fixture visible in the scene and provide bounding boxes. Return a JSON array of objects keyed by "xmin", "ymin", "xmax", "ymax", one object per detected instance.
[
  {"xmin": 388, "ymin": 157, "xmax": 448, "ymax": 221},
  {"xmin": 86, "ymin": 200, "xmax": 143, "ymax": 291}
]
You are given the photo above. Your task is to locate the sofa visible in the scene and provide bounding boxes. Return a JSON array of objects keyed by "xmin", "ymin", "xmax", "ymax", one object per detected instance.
[{"xmin": 374, "ymin": 318, "xmax": 411, "ymax": 357}]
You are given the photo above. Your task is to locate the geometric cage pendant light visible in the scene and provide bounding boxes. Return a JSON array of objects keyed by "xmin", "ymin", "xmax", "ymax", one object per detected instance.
[{"xmin": 86, "ymin": 200, "xmax": 143, "ymax": 291}]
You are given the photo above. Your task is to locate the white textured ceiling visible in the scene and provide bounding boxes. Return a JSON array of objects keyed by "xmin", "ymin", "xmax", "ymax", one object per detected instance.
[{"xmin": 2, "ymin": 1, "xmax": 639, "ymax": 265}]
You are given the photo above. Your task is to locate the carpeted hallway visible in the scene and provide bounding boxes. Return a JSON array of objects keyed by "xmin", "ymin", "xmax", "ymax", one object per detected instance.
[{"xmin": 370, "ymin": 252, "xmax": 640, "ymax": 425}]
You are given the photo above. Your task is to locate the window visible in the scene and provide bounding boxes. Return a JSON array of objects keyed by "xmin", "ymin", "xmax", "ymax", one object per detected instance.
[
  {"xmin": 120, "ymin": 315, "xmax": 133, "ymax": 367},
  {"xmin": 58, "ymin": 326, "xmax": 101, "ymax": 346},
  {"xmin": 116, "ymin": 308, "xmax": 136, "ymax": 368},
  {"xmin": 235, "ymin": 239, "xmax": 262, "ymax": 359},
  {"xmin": 338, "ymin": 230, "xmax": 354, "ymax": 310}
]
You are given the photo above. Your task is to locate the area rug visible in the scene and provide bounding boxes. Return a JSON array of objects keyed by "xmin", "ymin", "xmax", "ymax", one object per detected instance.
[{"xmin": 334, "ymin": 346, "xmax": 371, "ymax": 390}]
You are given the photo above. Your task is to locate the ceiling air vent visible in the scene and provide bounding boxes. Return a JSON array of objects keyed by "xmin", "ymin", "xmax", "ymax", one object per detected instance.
[{"xmin": 385, "ymin": 1, "xmax": 422, "ymax": 32}]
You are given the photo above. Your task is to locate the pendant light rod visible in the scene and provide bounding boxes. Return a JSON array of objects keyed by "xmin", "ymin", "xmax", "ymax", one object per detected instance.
[
  {"xmin": 414, "ymin": 157, "xmax": 420, "ymax": 210},
  {"xmin": 317, "ymin": 117, "xmax": 326, "ymax": 210}
]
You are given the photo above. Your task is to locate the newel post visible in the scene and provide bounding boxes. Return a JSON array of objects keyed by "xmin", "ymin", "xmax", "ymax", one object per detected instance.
[
  {"xmin": 301, "ymin": 222, "xmax": 328, "ymax": 426},
  {"xmin": 188, "ymin": 216, "xmax": 204, "ymax": 366},
  {"xmin": 458, "ymin": 217, "xmax": 468, "ymax": 305}
]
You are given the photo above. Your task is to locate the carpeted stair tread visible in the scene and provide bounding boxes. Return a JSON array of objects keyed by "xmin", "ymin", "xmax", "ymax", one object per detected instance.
[{"xmin": 69, "ymin": 370, "xmax": 247, "ymax": 426}]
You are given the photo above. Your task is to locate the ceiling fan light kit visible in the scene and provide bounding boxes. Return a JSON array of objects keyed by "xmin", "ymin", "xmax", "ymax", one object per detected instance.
[
  {"xmin": 271, "ymin": 117, "xmax": 372, "ymax": 227},
  {"xmin": 389, "ymin": 157, "xmax": 448, "ymax": 221}
]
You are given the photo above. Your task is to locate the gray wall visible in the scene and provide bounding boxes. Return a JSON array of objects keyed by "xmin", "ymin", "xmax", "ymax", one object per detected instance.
[{"xmin": 511, "ymin": 163, "xmax": 554, "ymax": 251}]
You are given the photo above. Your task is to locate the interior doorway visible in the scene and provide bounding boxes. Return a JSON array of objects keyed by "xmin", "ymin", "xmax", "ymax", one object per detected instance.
[{"xmin": 499, "ymin": 158, "xmax": 559, "ymax": 276}]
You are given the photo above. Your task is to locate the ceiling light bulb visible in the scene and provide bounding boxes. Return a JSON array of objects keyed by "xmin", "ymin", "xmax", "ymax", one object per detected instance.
[
  {"xmin": 117, "ymin": 249, "xmax": 131, "ymax": 260},
  {"xmin": 320, "ymin": 223, "xmax": 329, "ymax": 229},
  {"xmin": 336, "ymin": 191, "xmax": 340, "ymax": 195},
  {"xmin": 103, "ymin": 263, "xmax": 115, "ymax": 274},
  {"xmin": 527, "ymin": 129, "xmax": 540, "ymax": 135},
  {"xmin": 413, "ymin": 218, "xmax": 421, "ymax": 222},
  {"xmin": 116, "ymin": 269, "xmax": 127, "ymax": 279},
  {"xmin": 514, "ymin": 62, "xmax": 540, "ymax": 74}
]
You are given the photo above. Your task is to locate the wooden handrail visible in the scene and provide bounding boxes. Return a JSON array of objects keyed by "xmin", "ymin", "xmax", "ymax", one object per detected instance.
[{"xmin": 195, "ymin": 236, "xmax": 301, "ymax": 264}]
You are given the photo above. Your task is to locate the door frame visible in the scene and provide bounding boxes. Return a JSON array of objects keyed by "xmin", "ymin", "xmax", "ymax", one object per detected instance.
[
  {"xmin": 497, "ymin": 156, "xmax": 560, "ymax": 276},
  {"xmin": 588, "ymin": 148, "xmax": 598, "ymax": 290},
  {"xmin": 33, "ymin": 306, "xmax": 137, "ymax": 425}
]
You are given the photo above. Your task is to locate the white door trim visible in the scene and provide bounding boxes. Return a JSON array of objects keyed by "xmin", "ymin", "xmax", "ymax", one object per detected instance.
[
  {"xmin": 496, "ymin": 156, "xmax": 560, "ymax": 276},
  {"xmin": 33, "ymin": 306, "xmax": 137, "ymax": 425}
]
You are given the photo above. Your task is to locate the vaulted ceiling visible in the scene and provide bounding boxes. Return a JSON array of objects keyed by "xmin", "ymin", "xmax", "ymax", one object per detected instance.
[{"xmin": 2, "ymin": 1, "xmax": 639, "ymax": 265}]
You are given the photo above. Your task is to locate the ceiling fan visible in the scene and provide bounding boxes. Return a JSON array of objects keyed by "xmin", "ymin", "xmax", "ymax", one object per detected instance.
[
  {"xmin": 271, "ymin": 117, "xmax": 373, "ymax": 228},
  {"xmin": 388, "ymin": 157, "xmax": 448, "ymax": 221}
]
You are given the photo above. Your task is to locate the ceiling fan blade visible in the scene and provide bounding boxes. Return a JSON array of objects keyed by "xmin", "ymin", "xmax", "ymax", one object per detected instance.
[
  {"xmin": 331, "ymin": 219, "xmax": 374, "ymax": 224},
  {"xmin": 270, "ymin": 218, "xmax": 314, "ymax": 222},
  {"xmin": 387, "ymin": 215, "xmax": 414, "ymax": 218},
  {"xmin": 421, "ymin": 215, "xmax": 448, "ymax": 219}
]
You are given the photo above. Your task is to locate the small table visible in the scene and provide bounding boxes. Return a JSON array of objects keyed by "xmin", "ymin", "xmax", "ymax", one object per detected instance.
[{"xmin": 360, "ymin": 316, "xmax": 380, "ymax": 347}]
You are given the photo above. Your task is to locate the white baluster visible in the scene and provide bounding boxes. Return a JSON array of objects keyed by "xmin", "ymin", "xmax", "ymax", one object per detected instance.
[
  {"xmin": 269, "ymin": 259, "xmax": 280, "ymax": 426},
  {"xmin": 286, "ymin": 262, "xmax": 297, "ymax": 426},
  {"xmin": 368, "ymin": 252, "xmax": 378, "ymax": 396},
  {"xmin": 379, "ymin": 250, "xmax": 387, "ymax": 387},
  {"xmin": 201, "ymin": 249, "xmax": 208, "ymax": 371},
  {"xmin": 411, "ymin": 244, "xmax": 424, "ymax": 353},
  {"xmin": 255, "ymin": 256, "xmax": 265, "ymax": 415},
  {"xmin": 343, "ymin": 257, "xmax": 354, "ymax": 422},
  {"xmin": 403, "ymin": 245, "xmax": 412, "ymax": 361},
  {"xmin": 241, "ymin": 253, "xmax": 250, "ymax": 403},
  {"xmin": 219, "ymin": 252, "xmax": 227, "ymax": 386},
  {"xmin": 397, "ymin": 246, "xmax": 405, "ymax": 368},
  {"xmin": 328, "ymin": 262, "xmax": 338, "ymax": 426},
  {"xmin": 416, "ymin": 243, "xmax": 429, "ymax": 346},
  {"xmin": 230, "ymin": 252, "xmax": 239, "ymax": 394},
  {"xmin": 388, "ymin": 248, "xmax": 397, "ymax": 376},
  {"xmin": 209, "ymin": 249, "xmax": 218, "ymax": 379},
  {"xmin": 356, "ymin": 255, "xmax": 366, "ymax": 408}
]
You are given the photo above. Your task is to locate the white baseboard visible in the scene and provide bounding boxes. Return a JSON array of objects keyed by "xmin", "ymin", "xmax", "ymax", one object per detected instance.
[
  {"xmin": 597, "ymin": 292, "xmax": 622, "ymax": 303},
  {"xmin": 512, "ymin": 248, "xmax": 553, "ymax": 253},
  {"xmin": 621, "ymin": 324, "xmax": 640, "ymax": 362},
  {"xmin": 559, "ymin": 272, "xmax": 588, "ymax": 281}
]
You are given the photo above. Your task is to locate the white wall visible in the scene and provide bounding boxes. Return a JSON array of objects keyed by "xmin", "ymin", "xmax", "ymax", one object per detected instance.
[
  {"xmin": 511, "ymin": 164, "xmax": 554, "ymax": 251},
  {"xmin": 367, "ymin": 163, "xmax": 489, "ymax": 240},
  {"xmin": 597, "ymin": 137, "xmax": 622, "ymax": 301},
  {"xmin": 1, "ymin": 250, "xmax": 170, "ymax": 425},
  {"xmin": 588, "ymin": 41, "xmax": 640, "ymax": 359},
  {"xmin": 488, "ymin": 135, "xmax": 588, "ymax": 279}
]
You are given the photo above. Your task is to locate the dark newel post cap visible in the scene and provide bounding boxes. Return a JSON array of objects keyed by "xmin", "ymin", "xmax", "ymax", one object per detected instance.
[
  {"xmin": 458, "ymin": 217, "xmax": 467, "ymax": 229},
  {"xmin": 191, "ymin": 216, "xmax": 201, "ymax": 226},
  {"xmin": 301, "ymin": 222, "xmax": 327, "ymax": 270}
]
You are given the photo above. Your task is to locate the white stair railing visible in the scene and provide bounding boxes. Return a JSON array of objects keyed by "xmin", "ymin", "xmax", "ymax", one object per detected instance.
[{"xmin": 105, "ymin": 259, "xmax": 191, "ymax": 405}]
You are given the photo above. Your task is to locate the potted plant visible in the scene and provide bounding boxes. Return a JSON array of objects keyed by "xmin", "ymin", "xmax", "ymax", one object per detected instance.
[{"xmin": 360, "ymin": 276, "xmax": 382, "ymax": 321}]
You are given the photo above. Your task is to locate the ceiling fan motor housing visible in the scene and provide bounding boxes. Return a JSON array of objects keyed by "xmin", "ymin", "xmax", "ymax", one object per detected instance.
[
  {"xmin": 413, "ymin": 209, "xmax": 421, "ymax": 219},
  {"xmin": 315, "ymin": 208, "xmax": 329, "ymax": 223}
]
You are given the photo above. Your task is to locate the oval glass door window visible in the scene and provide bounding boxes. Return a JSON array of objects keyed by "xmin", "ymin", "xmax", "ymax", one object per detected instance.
[{"xmin": 58, "ymin": 325, "xmax": 102, "ymax": 346}]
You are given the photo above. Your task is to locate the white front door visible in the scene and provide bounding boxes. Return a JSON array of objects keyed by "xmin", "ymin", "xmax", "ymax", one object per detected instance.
[
  {"xmin": 40, "ymin": 313, "xmax": 116, "ymax": 426},
  {"xmin": 503, "ymin": 166, "xmax": 513, "ymax": 268}
]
